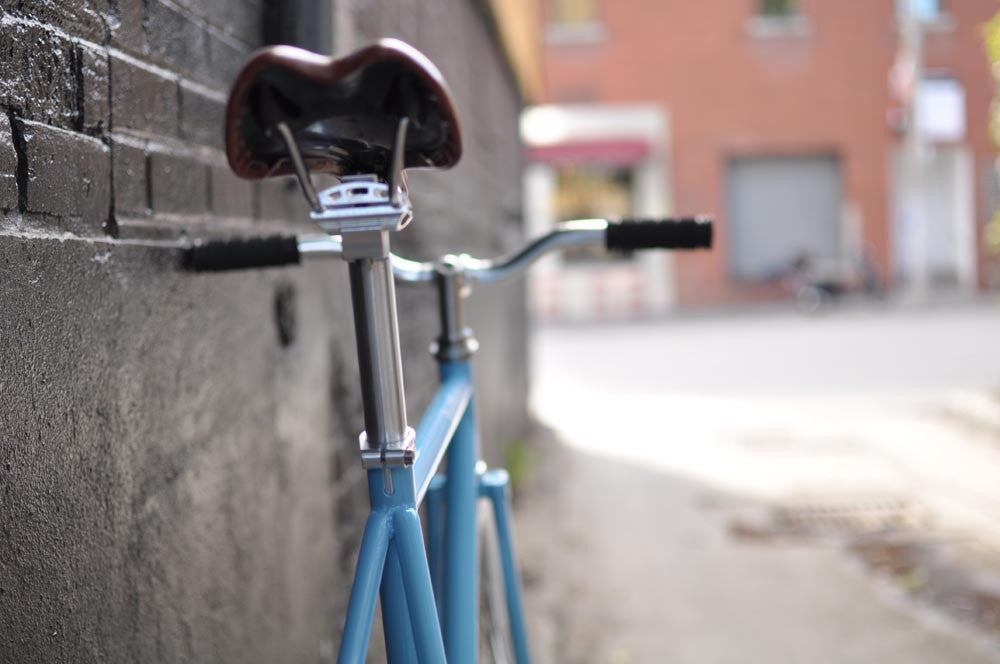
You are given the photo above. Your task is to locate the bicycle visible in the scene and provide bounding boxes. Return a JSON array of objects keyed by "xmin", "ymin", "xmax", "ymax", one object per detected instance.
[{"xmin": 185, "ymin": 38, "xmax": 712, "ymax": 664}]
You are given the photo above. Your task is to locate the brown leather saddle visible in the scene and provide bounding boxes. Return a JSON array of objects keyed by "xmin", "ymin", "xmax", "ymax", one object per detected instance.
[{"xmin": 226, "ymin": 39, "xmax": 462, "ymax": 180}]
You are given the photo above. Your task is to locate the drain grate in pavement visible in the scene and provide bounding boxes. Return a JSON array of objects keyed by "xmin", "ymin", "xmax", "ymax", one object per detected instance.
[
  {"xmin": 730, "ymin": 496, "xmax": 1000, "ymax": 640},
  {"xmin": 851, "ymin": 532, "xmax": 1000, "ymax": 637},
  {"xmin": 730, "ymin": 495, "xmax": 927, "ymax": 540}
]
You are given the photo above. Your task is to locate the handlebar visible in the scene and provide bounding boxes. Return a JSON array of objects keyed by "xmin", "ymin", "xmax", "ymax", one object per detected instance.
[
  {"xmin": 182, "ymin": 235, "xmax": 302, "ymax": 272},
  {"xmin": 183, "ymin": 216, "xmax": 713, "ymax": 282}
]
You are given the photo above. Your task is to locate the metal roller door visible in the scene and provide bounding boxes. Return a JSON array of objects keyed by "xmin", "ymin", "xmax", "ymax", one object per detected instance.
[{"xmin": 727, "ymin": 155, "xmax": 842, "ymax": 280}]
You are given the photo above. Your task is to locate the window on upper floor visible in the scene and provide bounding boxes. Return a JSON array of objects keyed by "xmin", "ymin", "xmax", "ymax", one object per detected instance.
[
  {"xmin": 918, "ymin": 74, "xmax": 965, "ymax": 142},
  {"xmin": 896, "ymin": 0, "xmax": 946, "ymax": 22},
  {"xmin": 748, "ymin": 0, "xmax": 810, "ymax": 38},
  {"xmin": 549, "ymin": 0, "xmax": 599, "ymax": 26},
  {"xmin": 546, "ymin": 0, "xmax": 605, "ymax": 44},
  {"xmin": 759, "ymin": 0, "xmax": 799, "ymax": 17},
  {"xmin": 895, "ymin": 0, "xmax": 954, "ymax": 32}
]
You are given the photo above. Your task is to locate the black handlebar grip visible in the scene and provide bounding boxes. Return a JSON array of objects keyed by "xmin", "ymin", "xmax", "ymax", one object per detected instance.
[
  {"xmin": 605, "ymin": 217, "xmax": 713, "ymax": 251},
  {"xmin": 183, "ymin": 235, "xmax": 301, "ymax": 272}
]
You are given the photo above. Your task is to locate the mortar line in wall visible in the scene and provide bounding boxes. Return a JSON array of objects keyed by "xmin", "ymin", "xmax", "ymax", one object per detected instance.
[
  {"xmin": 143, "ymin": 151, "xmax": 154, "ymax": 215},
  {"xmin": 0, "ymin": 209, "xmax": 295, "ymax": 244},
  {"xmin": 105, "ymin": 35, "xmax": 119, "ymax": 238},
  {"xmin": 106, "ymin": 46, "xmax": 182, "ymax": 83},
  {"xmin": 100, "ymin": 0, "xmax": 112, "ymax": 46},
  {"xmin": 177, "ymin": 78, "xmax": 228, "ymax": 104},
  {"xmin": 106, "ymin": 144, "xmax": 120, "ymax": 238},
  {"xmin": 71, "ymin": 45, "xmax": 86, "ymax": 134},
  {"xmin": 202, "ymin": 16, "xmax": 254, "ymax": 53},
  {"xmin": 8, "ymin": 113, "xmax": 29, "ymax": 213},
  {"xmin": 141, "ymin": 0, "xmax": 151, "ymax": 50},
  {"xmin": 205, "ymin": 164, "xmax": 213, "ymax": 215},
  {"xmin": 0, "ymin": 227, "xmax": 188, "ymax": 248}
]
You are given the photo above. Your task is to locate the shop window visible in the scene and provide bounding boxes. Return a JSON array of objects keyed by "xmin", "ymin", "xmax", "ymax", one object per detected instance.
[{"xmin": 553, "ymin": 164, "xmax": 634, "ymax": 263}]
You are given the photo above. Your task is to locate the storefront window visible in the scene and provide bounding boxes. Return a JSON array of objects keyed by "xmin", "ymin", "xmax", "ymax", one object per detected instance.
[{"xmin": 553, "ymin": 164, "xmax": 634, "ymax": 262}]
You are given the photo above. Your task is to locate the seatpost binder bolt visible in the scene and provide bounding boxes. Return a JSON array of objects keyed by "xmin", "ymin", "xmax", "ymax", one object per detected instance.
[{"xmin": 359, "ymin": 428, "xmax": 417, "ymax": 469}]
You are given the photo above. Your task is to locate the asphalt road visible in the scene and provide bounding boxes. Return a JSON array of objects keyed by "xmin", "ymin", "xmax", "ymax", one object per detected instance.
[
  {"xmin": 533, "ymin": 301, "xmax": 1000, "ymax": 395},
  {"xmin": 521, "ymin": 300, "xmax": 1000, "ymax": 663}
]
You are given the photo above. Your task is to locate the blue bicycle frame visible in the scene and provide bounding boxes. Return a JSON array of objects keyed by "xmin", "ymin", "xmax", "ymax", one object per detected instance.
[
  {"xmin": 273, "ymin": 172, "xmax": 621, "ymax": 664},
  {"xmin": 186, "ymin": 198, "xmax": 708, "ymax": 664},
  {"xmin": 187, "ymin": 216, "xmax": 705, "ymax": 662},
  {"xmin": 292, "ymin": 218, "xmax": 674, "ymax": 664},
  {"xmin": 188, "ymin": 217, "xmax": 708, "ymax": 662},
  {"xmin": 336, "ymin": 355, "xmax": 531, "ymax": 664}
]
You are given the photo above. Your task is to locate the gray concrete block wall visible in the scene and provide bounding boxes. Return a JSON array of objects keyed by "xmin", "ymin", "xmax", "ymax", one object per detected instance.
[{"xmin": 0, "ymin": 1, "xmax": 528, "ymax": 661}]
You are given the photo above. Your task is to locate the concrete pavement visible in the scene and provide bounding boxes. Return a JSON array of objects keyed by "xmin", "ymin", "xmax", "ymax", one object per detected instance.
[{"xmin": 518, "ymin": 301, "xmax": 1000, "ymax": 662}]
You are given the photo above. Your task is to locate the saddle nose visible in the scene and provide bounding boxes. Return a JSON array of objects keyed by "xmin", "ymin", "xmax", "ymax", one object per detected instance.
[{"xmin": 225, "ymin": 38, "xmax": 463, "ymax": 181}]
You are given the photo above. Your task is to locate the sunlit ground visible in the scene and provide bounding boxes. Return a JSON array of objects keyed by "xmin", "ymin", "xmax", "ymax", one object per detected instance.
[{"xmin": 523, "ymin": 299, "xmax": 1000, "ymax": 663}]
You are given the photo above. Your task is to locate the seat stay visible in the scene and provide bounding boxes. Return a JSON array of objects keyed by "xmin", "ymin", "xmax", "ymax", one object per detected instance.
[
  {"xmin": 338, "ymin": 465, "xmax": 447, "ymax": 664},
  {"xmin": 337, "ymin": 507, "xmax": 391, "ymax": 664},
  {"xmin": 380, "ymin": 543, "xmax": 419, "ymax": 664},
  {"xmin": 334, "ymin": 356, "xmax": 522, "ymax": 664}
]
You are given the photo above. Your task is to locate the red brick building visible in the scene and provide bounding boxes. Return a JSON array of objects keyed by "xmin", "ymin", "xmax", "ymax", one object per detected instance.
[{"xmin": 535, "ymin": 0, "xmax": 999, "ymax": 306}]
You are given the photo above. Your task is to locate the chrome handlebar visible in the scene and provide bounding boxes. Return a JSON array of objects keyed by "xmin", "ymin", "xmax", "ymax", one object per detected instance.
[
  {"xmin": 185, "ymin": 216, "xmax": 711, "ymax": 276},
  {"xmin": 298, "ymin": 219, "xmax": 611, "ymax": 284}
]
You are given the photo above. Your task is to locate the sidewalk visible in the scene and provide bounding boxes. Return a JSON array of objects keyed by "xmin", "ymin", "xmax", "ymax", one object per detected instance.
[
  {"xmin": 516, "ymin": 429, "xmax": 999, "ymax": 664},
  {"xmin": 518, "ymin": 305, "xmax": 1000, "ymax": 662}
]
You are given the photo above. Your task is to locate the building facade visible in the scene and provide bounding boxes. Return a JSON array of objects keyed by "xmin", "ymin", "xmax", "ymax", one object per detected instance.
[{"xmin": 536, "ymin": 0, "xmax": 999, "ymax": 308}]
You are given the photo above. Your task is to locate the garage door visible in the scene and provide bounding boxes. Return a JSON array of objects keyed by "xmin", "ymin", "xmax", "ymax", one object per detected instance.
[{"xmin": 727, "ymin": 155, "xmax": 842, "ymax": 280}]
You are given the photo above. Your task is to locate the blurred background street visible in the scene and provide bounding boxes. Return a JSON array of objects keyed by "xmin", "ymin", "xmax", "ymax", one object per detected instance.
[
  {"xmin": 520, "ymin": 299, "xmax": 1000, "ymax": 662},
  {"xmin": 512, "ymin": 2, "xmax": 1000, "ymax": 659}
]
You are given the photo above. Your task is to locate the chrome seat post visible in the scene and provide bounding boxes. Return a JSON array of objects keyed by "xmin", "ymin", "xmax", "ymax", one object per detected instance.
[
  {"xmin": 344, "ymin": 232, "xmax": 414, "ymax": 465},
  {"xmin": 279, "ymin": 118, "xmax": 417, "ymax": 468}
]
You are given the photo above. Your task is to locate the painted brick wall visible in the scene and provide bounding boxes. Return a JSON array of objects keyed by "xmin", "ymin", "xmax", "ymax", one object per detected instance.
[{"xmin": 0, "ymin": 1, "xmax": 527, "ymax": 661}]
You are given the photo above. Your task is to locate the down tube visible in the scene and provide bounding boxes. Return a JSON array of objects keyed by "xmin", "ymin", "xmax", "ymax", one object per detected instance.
[{"xmin": 440, "ymin": 359, "xmax": 479, "ymax": 663}]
